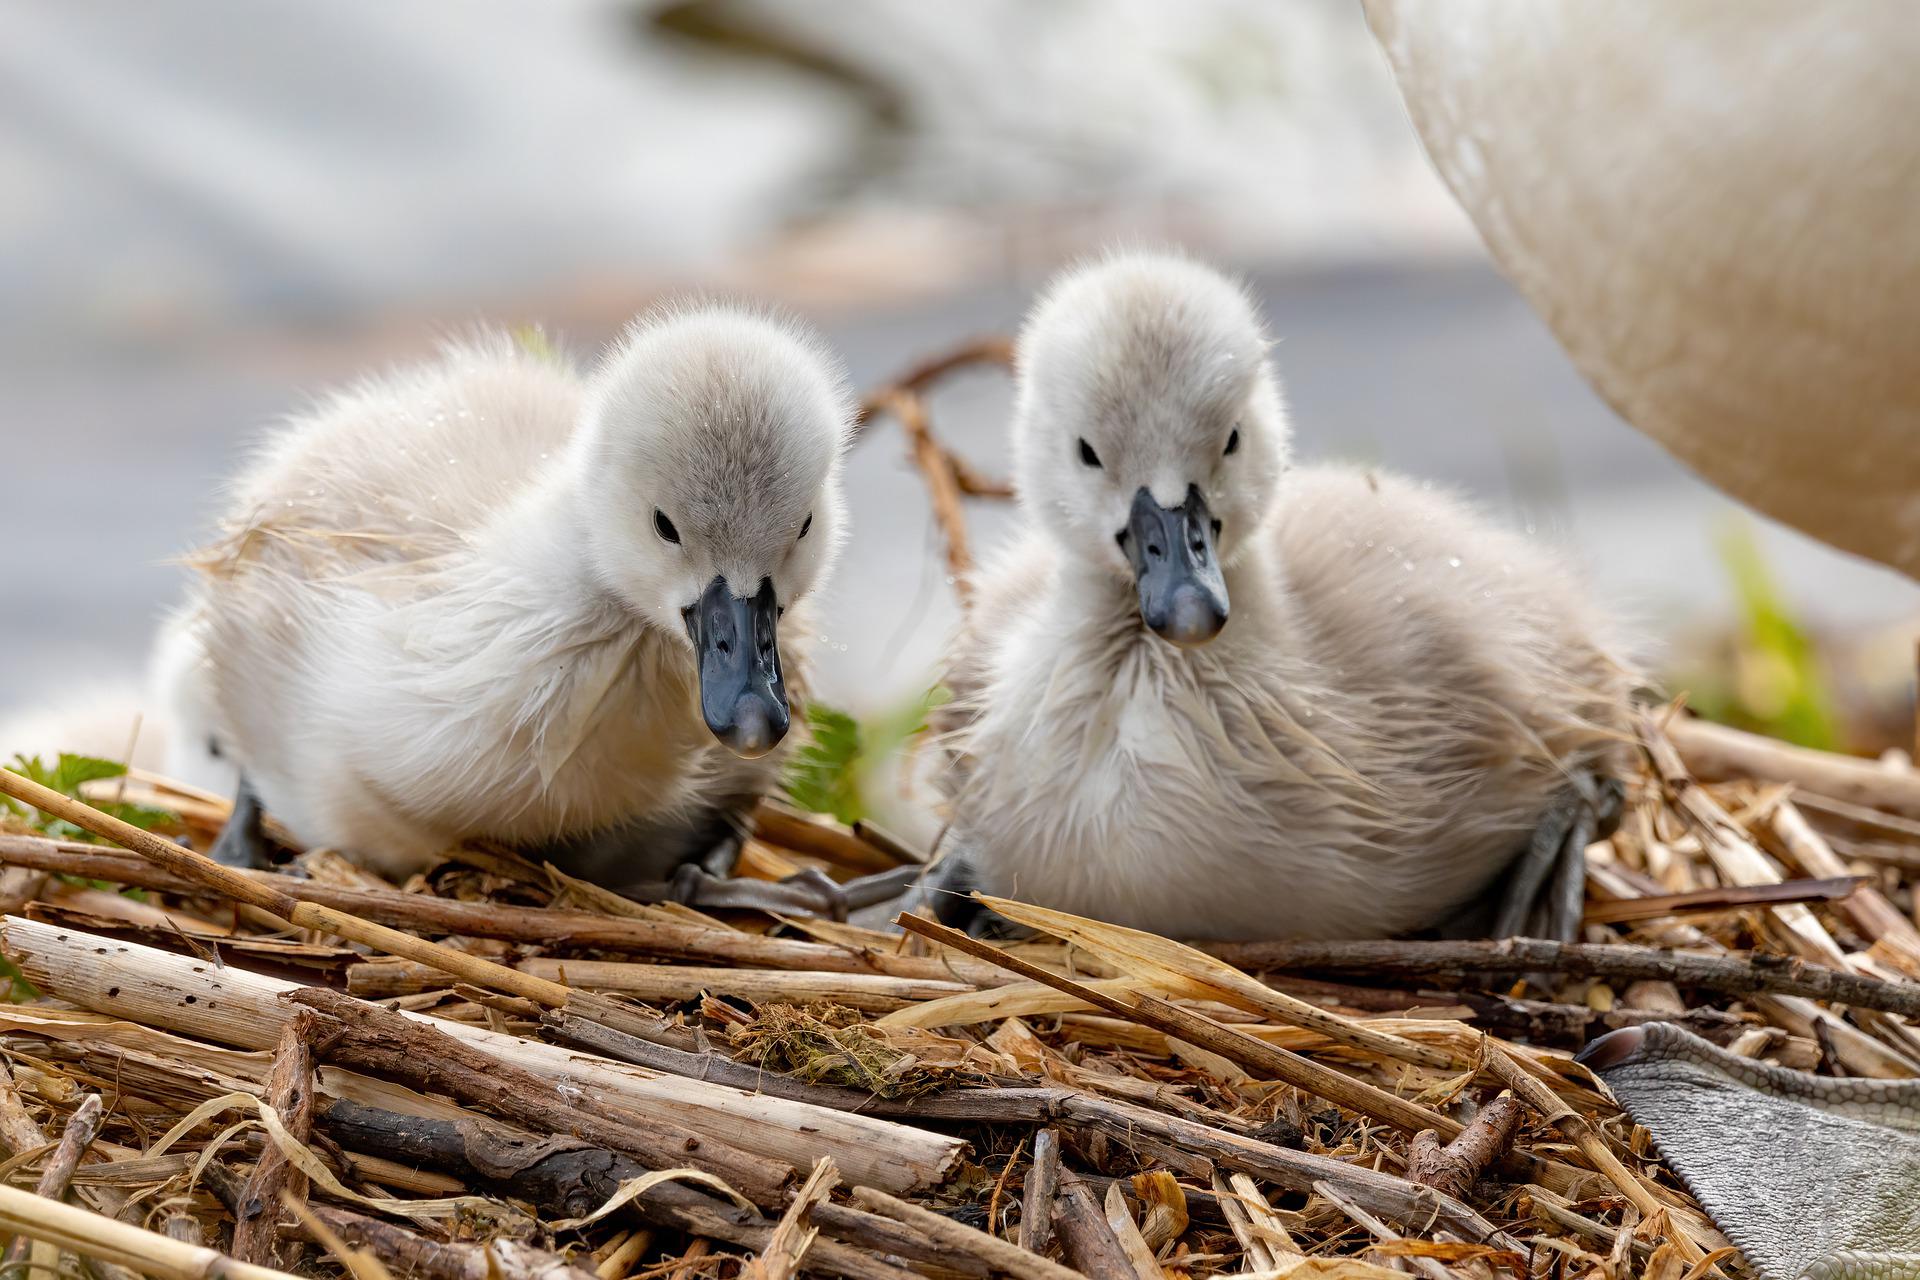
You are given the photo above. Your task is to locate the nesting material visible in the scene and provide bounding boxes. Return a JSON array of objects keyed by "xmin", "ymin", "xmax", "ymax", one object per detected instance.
[{"xmin": 2, "ymin": 708, "xmax": 1919, "ymax": 1279}]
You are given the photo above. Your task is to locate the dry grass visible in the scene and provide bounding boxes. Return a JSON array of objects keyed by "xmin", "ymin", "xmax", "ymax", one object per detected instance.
[{"xmin": 0, "ymin": 708, "xmax": 1916, "ymax": 1278}]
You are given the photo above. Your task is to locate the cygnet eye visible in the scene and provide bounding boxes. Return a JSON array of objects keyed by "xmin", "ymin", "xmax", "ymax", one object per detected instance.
[
  {"xmin": 1224, "ymin": 427, "xmax": 1241, "ymax": 456},
  {"xmin": 1077, "ymin": 438, "xmax": 1102, "ymax": 468},
  {"xmin": 653, "ymin": 509, "xmax": 680, "ymax": 545},
  {"xmin": 798, "ymin": 512, "xmax": 812, "ymax": 541}
]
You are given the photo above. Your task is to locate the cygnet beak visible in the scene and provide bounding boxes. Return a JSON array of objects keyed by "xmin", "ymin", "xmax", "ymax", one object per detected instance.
[
  {"xmin": 1121, "ymin": 485, "xmax": 1229, "ymax": 647},
  {"xmin": 683, "ymin": 575, "xmax": 790, "ymax": 758}
]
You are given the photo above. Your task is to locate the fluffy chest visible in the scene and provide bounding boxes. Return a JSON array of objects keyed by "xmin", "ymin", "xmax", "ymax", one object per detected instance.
[
  {"xmin": 960, "ymin": 619, "xmax": 1330, "ymax": 848},
  {"xmin": 948, "ymin": 609, "xmax": 1536, "ymax": 939}
]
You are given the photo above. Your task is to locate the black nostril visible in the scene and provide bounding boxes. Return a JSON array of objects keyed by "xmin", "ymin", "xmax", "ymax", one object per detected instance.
[
  {"xmin": 1147, "ymin": 541, "xmax": 1163, "ymax": 558},
  {"xmin": 717, "ymin": 639, "xmax": 730, "ymax": 656}
]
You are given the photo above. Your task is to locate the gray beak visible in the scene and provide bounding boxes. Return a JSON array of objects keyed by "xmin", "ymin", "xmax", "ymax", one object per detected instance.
[
  {"xmin": 1122, "ymin": 485, "xmax": 1228, "ymax": 647},
  {"xmin": 683, "ymin": 575, "xmax": 789, "ymax": 758}
]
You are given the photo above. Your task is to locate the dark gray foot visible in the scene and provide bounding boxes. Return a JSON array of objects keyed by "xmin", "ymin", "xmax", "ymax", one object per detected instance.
[
  {"xmin": 926, "ymin": 857, "xmax": 1023, "ymax": 939},
  {"xmin": 541, "ymin": 801, "xmax": 926, "ymax": 921},
  {"xmin": 666, "ymin": 860, "xmax": 924, "ymax": 921},
  {"xmin": 208, "ymin": 776, "xmax": 270, "ymax": 870},
  {"xmin": 1491, "ymin": 773, "xmax": 1623, "ymax": 942},
  {"xmin": 669, "ymin": 861, "xmax": 851, "ymax": 919}
]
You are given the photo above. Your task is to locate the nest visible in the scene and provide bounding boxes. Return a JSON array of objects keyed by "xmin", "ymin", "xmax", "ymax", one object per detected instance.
[{"xmin": 0, "ymin": 709, "xmax": 1917, "ymax": 1280}]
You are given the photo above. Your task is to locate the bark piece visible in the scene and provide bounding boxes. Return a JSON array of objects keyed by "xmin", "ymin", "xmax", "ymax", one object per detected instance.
[
  {"xmin": 1406, "ymin": 1095, "xmax": 1524, "ymax": 1202},
  {"xmin": 229, "ymin": 1010, "xmax": 323, "ymax": 1267},
  {"xmin": 286, "ymin": 986, "xmax": 794, "ymax": 1206},
  {"xmin": 0, "ymin": 917, "xmax": 966, "ymax": 1195},
  {"xmin": 850, "ymin": 1185, "xmax": 1085, "ymax": 1280},
  {"xmin": 1050, "ymin": 1171, "xmax": 1133, "ymax": 1279},
  {"xmin": 1020, "ymin": 1128, "xmax": 1062, "ymax": 1257}
]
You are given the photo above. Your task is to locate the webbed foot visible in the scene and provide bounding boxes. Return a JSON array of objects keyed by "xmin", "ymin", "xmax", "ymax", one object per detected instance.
[
  {"xmin": 1491, "ymin": 772, "xmax": 1623, "ymax": 942},
  {"xmin": 1581, "ymin": 1022, "xmax": 1920, "ymax": 1278},
  {"xmin": 668, "ymin": 862, "xmax": 846, "ymax": 919},
  {"xmin": 208, "ymin": 776, "xmax": 270, "ymax": 870},
  {"xmin": 669, "ymin": 861, "xmax": 927, "ymax": 921}
]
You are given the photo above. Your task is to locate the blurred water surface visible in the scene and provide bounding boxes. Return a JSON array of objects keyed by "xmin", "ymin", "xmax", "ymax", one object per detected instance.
[{"xmin": 2, "ymin": 0, "xmax": 1913, "ymax": 723}]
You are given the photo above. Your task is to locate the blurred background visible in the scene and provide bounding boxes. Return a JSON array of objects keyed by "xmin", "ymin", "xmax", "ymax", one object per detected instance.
[{"xmin": 4, "ymin": 0, "xmax": 1916, "ymax": 815}]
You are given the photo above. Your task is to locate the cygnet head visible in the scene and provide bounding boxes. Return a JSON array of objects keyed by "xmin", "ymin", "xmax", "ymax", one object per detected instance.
[
  {"xmin": 575, "ymin": 303, "xmax": 853, "ymax": 758},
  {"xmin": 1012, "ymin": 250, "xmax": 1289, "ymax": 647}
]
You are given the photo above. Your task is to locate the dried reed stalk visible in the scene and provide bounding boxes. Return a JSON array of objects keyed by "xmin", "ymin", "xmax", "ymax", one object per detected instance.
[
  {"xmin": 0, "ymin": 834, "xmax": 1006, "ymax": 984},
  {"xmin": 0, "ymin": 1181, "xmax": 302, "ymax": 1280},
  {"xmin": 1669, "ymin": 715, "xmax": 1920, "ymax": 819},
  {"xmin": 0, "ymin": 916, "xmax": 967, "ymax": 1195}
]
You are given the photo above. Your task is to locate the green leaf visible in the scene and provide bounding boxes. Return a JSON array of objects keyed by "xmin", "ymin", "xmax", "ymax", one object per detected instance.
[
  {"xmin": 52, "ymin": 754, "xmax": 128, "ymax": 792},
  {"xmin": 0, "ymin": 954, "xmax": 38, "ymax": 1003},
  {"xmin": 1680, "ymin": 518, "xmax": 1841, "ymax": 751},
  {"xmin": 782, "ymin": 703, "xmax": 865, "ymax": 825},
  {"xmin": 779, "ymin": 686, "xmax": 951, "ymax": 826},
  {"xmin": 4, "ymin": 751, "xmax": 174, "ymax": 842}
]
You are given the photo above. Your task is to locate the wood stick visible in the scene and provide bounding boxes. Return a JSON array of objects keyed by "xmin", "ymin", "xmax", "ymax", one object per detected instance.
[
  {"xmin": 854, "ymin": 335, "xmax": 1013, "ymax": 421},
  {"xmin": 1203, "ymin": 936, "xmax": 1920, "ymax": 1017},
  {"xmin": 753, "ymin": 800, "xmax": 911, "ymax": 873},
  {"xmin": 970, "ymin": 900, "xmax": 1458, "ymax": 1070},
  {"xmin": 0, "ymin": 918, "xmax": 967, "ymax": 1195},
  {"xmin": 0, "ymin": 1181, "xmax": 301, "ymax": 1280},
  {"xmin": 667, "ymin": 1240, "xmax": 714, "ymax": 1280},
  {"xmin": 538, "ymin": 1010, "xmax": 900, "ymax": 1116},
  {"xmin": 0, "ymin": 1057, "xmax": 50, "ymax": 1163},
  {"xmin": 1213, "ymin": 1170, "xmax": 1274, "ymax": 1270},
  {"xmin": 1048, "ymin": 1171, "xmax": 1133, "ymax": 1280},
  {"xmin": 1048, "ymin": 1089, "xmax": 1516, "ymax": 1247},
  {"xmin": 1456, "ymin": 990, "xmax": 1751, "ymax": 1047},
  {"xmin": 351, "ymin": 957, "xmax": 970, "ymax": 1012},
  {"xmin": 285, "ymin": 987, "xmax": 795, "ymax": 1206},
  {"xmin": 1100, "ymin": 1182, "xmax": 1163, "ymax": 1280},
  {"xmin": 1311, "ymin": 1180, "xmax": 1451, "ymax": 1280},
  {"xmin": 313, "ymin": 1099, "xmax": 923, "ymax": 1280},
  {"xmin": 1640, "ymin": 711, "xmax": 1853, "ymax": 969},
  {"xmin": 1770, "ymin": 799, "xmax": 1920, "ymax": 978},
  {"xmin": 1483, "ymin": 1047, "xmax": 1702, "ymax": 1265},
  {"xmin": 1580, "ymin": 875, "xmax": 1866, "ymax": 924},
  {"xmin": 1668, "ymin": 715, "xmax": 1920, "ymax": 819},
  {"xmin": 1406, "ymin": 1094, "xmax": 1523, "ymax": 1201},
  {"xmin": 0, "ymin": 835, "xmax": 1004, "ymax": 984},
  {"xmin": 272, "ymin": 1196, "xmax": 401, "ymax": 1280},
  {"xmin": 0, "ymin": 1057, "xmax": 129, "ymax": 1233},
  {"xmin": 1021, "ymin": 1128, "xmax": 1062, "ymax": 1258},
  {"xmin": 1226, "ymin": 1172, "xmax": 1301, "ymax": 1262},
  {"xmin": 744, "ymin": 1157, "xmax": 836, "ymax": 1280},
  {"xmin": 595, "ymin": 1231, "xmax": 651, "ymax": 1280},
  {"xmin": 850, "ymin": 1185, "xmax": 1086, "ymax": 1280},
  {"xmin": 229, "ymin": 1011, "xmax": 322, "ymax": 1267},
  {"xmin": 0, "ymin": 768, "xmax": 574, "ymax": 1008},
  {"xmin": 897, "ymin": 912, "xmax": 1467, "ymax": 1140},
  {"xmin": 1792, "ymin": 789, "xmax": 1920, "ymax": 843},
  {"xmin": 0, "ymin": 1093, "xmax": 105, "ymax": 1269},
  {"xmin": 869, "ymin": 387, "xmax": 977, "ymax": 596},
  {"xmin": 206, "ymin": 1163, "xmax": 598, "ymax": 1280}
]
